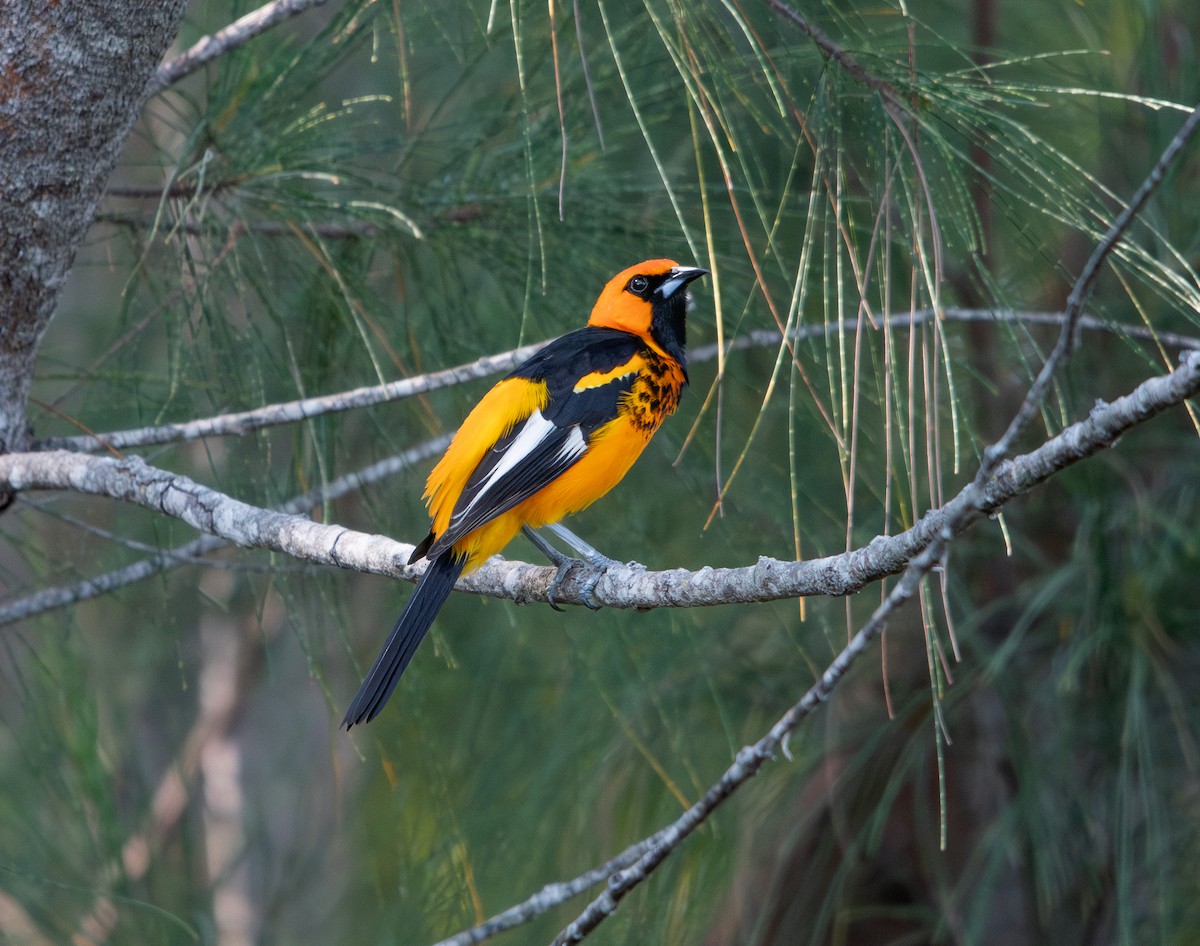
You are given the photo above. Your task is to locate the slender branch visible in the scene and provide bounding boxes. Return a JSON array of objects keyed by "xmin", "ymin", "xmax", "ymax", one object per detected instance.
[
  {"xmin": 0, "ymin": 435, "xmax": 450, "ymax": 627},
  {"xmin": 35, "ymin": 307, "xmax": 1199, "ymax": 454},
  {"xmin": 103, "ymin": 179, "xmax": 242, "ymax": 200},
  {"xmin": 573, "ymin": 0, "xmax": 606, "ymax": 151},
  {"xmin": 765, "ymin": 0, "xmax": 901, "ymax": 100},
  {"xmin": 149, "ymin": 0, "xmax": 333, "ymax": 94},
  {"xmin": 35, "ymin": 345, "xmax": 548, "ymax": 452},
  {"xmin": 551, "ymin": 519, "xmax": 952, "ymax": 945},
  {"xmin": 95, "ymin": 212, "xmax": 382, "ymax": 240},
  {"xmin": 430, "ymin": 838, "xmax": 662, "ymax": 946},
  {"xmin": 983, "ymin": 101, "xmax": 1200, "ymax": 469},
  {"xmin": 696, "ymin": 307, "xmax": 1200, "ymax": 364}
]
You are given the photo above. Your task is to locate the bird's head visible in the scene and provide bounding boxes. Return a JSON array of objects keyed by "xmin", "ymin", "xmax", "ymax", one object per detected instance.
[{"xmin": 587, "ymin": 259, "xmax": 708, "ymax": 367}]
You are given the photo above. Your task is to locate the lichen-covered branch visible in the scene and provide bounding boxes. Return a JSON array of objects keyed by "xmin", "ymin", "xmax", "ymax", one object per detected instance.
[
  {"xmin": 36, "ymin": 344, "xmax": 548, "ymax": 453},
  {"xmin": 0, "ymin": 434, "xmax": 451, "ymax": 627},
  {"xmin": 4, "ymin": 351, "xmax": 1196, "ymax": 620}
]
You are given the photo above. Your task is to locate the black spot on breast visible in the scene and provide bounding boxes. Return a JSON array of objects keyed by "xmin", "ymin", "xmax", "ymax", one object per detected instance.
[{"xmin": 620, "ymin": 350, "xmax": 684, "ymax": 433}]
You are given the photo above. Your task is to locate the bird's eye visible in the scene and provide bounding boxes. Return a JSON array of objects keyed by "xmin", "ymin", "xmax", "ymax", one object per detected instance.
[{"xmin": 627, "ymin": 275, "xmax": 650, "ymax": 295}]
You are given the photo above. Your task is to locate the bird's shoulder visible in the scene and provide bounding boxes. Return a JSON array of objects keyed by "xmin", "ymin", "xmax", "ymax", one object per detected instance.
[{"xmin": 508, "ymin": 327, "xmax": 647, "ymax": 386}]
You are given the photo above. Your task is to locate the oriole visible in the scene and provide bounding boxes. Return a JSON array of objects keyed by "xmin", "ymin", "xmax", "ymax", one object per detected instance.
[{"xmin": 343, "ymin": 259, "xmax": 708, "ymax": 727}]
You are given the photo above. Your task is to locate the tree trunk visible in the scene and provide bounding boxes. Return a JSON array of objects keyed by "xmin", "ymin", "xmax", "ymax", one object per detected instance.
[{"xmin": 0, "ymin": 1, "xmax": 187, "ymax": 458}]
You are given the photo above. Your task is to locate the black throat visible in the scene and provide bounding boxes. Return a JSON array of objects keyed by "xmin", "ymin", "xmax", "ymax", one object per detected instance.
[{"xmin": 649, "ymin": 291, "xmax": 689, "ymax": 381}]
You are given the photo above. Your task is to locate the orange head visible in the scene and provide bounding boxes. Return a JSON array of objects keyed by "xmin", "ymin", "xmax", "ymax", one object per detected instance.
[{"xmin": 587, "ymin": 259, "xmax": 708, "ymax": 367}]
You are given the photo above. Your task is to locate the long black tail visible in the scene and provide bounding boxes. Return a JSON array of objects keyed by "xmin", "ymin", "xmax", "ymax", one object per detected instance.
[{"xmin": 342, "ymin": 551, "xmax": 466, "ymax": 728}]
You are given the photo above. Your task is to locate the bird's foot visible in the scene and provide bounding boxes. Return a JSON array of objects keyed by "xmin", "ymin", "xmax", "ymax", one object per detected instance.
[
  {"xmin": 522, "ymin": 524, "xmax": 642, "ymax": 610},
  {"xmin": 546, "ymin": 555, "xmax": 645, "ymax": 610},
  {"xmin": 545, "ymin": 556, "xmax": 585, "ymax": 611}
]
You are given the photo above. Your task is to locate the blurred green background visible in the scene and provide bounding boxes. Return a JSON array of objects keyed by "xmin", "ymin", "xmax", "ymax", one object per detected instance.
[{"xmin": 3, "ymin": 0, "xmax": 1200, "ymax": 943}]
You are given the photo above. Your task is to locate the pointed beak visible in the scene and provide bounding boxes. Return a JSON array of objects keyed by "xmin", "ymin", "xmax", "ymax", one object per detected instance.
[{"xmin": 656, "ymin": 265, "xmax": 709, "ymax": 299}]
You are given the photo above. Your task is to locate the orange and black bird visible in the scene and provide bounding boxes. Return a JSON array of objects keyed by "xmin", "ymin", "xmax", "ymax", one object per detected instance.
[{"xmin": 342, "ymin": 259, "xmax": 708, "ymax": 727}]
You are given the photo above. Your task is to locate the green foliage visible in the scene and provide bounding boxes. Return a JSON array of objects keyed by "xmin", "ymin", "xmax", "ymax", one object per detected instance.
[{"xmin": 3, "ymin": 0, "xmax": 1200, "ymax": 943}]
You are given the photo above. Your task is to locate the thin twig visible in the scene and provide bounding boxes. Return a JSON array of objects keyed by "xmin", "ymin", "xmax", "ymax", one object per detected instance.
[
  {"xmin": 104, "ymin": 180, "xmax": 241, "ymax": 200},
  {"xmin": 149, "ymin": 0, "xmax": 333, "ymax": 94},
  {"xmin": 766, "ymin": 0, "xmax": 900, "ymax": 99},
  {"xmin": 982, "ymin": 100, "xmax": 1200, "ymax": 469},
  {"xmin": 548, "ymin": 0, "xmax": 568, "ymax": 221},
  {"xmin": 551, "ymin": 525, "xmax": 950, "ymax": 945},
  {"xmin": 690, "ymin": 307, "xmax": 1200, "ymax": 363},
  {"xmin": 96, "ymin": 212, "xmax": 382, "ymax": 240},
  {"xmin": 573, "ymin": 0, "xmax": 606, "ymax": 151},
  {"xmin": 430, "ymin": 837, "xmax": 661, "ymax": 946},
  {"xmin": 35, "ymin": 345, "xmax": 548, "ymax": 452},
  {"xmin": 35, "ymin": 308, "xmax": 1199, "ymax": 455}
]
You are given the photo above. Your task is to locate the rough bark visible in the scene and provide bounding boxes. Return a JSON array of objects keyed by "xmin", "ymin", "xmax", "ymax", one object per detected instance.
[{"xmin": 0, "ymin": 0, "xmax": 187, "ymax": 456}]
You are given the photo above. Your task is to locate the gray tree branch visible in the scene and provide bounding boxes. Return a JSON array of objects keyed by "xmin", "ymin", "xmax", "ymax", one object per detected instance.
[
  {"xmin": 0, "ymin": 434, "xmax": 450, "ymax": 627},
  {"xmin": 3, "ymin": 351, "xmax": 1197, "ymax": 619},
  {"xmin": 36, "ymin": 344, "xmax": 550, "ymax": 453},
  {"xmin": 982, "ymin": 102, "xmax": 1200, "ymax": 469},
  {"xmin": 149, "ymin": 0, "xmax": 333, "ymax": 94},
  {"xmin": 33, "ymin": 307, "xmax": 1200, "ymax": 455}
]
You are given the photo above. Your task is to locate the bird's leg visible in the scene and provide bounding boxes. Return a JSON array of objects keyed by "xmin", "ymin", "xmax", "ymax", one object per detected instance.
[
  {"xmin": 546, "ymin": 522, "xmax": 648, "ymax": 611},
  {"xmin": 521, "ymin": 526, "xmax": 579, "ymax": 611},
  {"xmin": 522, "ymin": 524, "xmax": 638, "ymax": 610},
  {"xmin": 544, "ymin": 522, "xmax": 632, "ymax": 569}
]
